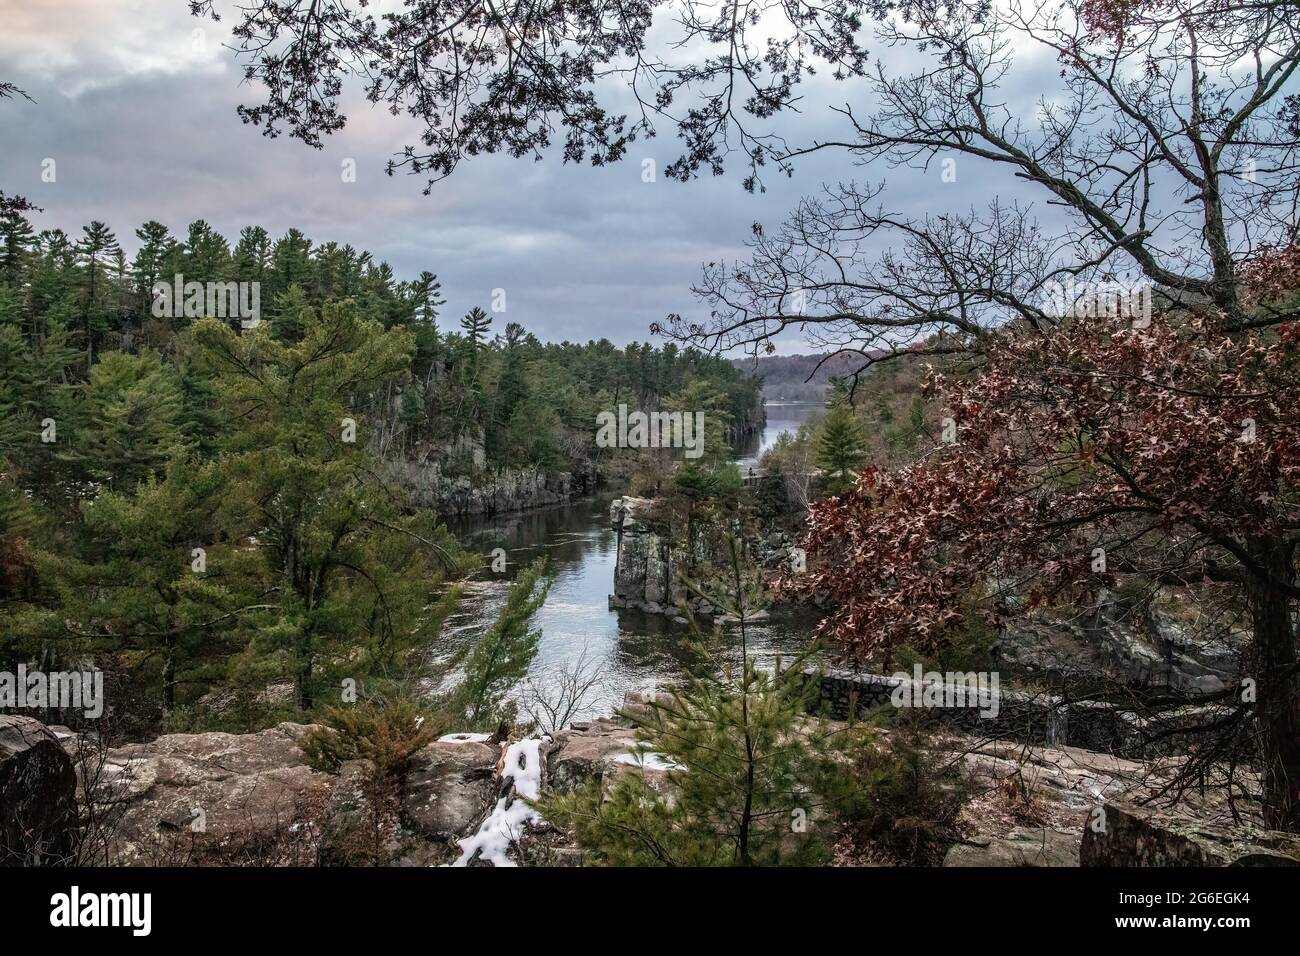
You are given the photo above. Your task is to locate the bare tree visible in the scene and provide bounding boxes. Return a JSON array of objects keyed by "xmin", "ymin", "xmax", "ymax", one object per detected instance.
[
  {"xmin": 519, "ymin": 646, "xmax": 606, "ymax": 733},
  {"xmin": 663, "ymin": 0, "xmax": 1300, "ymax": 376}
]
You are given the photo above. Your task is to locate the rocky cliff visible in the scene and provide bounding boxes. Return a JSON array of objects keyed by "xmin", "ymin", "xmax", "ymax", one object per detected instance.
[
  {"xmin": 998, "ymin": 584, "xmax": 1249, "ymax": 697},
  {"xmin": 607, "ymin": 496, "xmax": 788, "ymax": 623},
  {"xmin": 387, "ymin": 461, "xmax": 597, "ymax": 519},
  {"xmin": 607, "ymin": 497, "xmax": 688, "ymax": 618},
  {"xmin": 0, "ymin": 715, "xmax": 78, "ymax": 865}
]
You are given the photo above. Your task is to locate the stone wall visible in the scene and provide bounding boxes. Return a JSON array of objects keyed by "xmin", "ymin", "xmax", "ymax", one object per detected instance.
[
  {"xmin": 806, "ymin": 668, "xmax": 1221, "ymax": 757},
  {"xmin": 1080, "ymin": 800, "xmax": 1300, "ymax": 866}
]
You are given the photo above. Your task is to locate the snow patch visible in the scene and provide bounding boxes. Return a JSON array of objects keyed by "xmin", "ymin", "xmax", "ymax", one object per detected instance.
[
  {"xmin": 448, "ymin": 736, "xmax": 550, "ymax": 867},
  {"xmin": 615, "ymin": 749, "xmax": 682, "ymax": 771},
  {"xmin": 437, "ymin": 732, "xmax": 491, "ymax": 744}
]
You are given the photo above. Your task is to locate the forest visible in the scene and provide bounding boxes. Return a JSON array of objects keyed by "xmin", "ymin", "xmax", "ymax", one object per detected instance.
[{"xmin": 0, "ymin": 212, "xmax": 763, "ymax": 737}]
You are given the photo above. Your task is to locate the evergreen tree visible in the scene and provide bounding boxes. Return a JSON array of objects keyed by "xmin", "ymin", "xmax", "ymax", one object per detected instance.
[
  {"xmin": 450, "ymin": 557, "xmax": 550, "ymax": 729},
  {"xmin": 459, "ymin": 306, "xmax": 491, "ymax": 355},
  {"xmin": 0, "ymin": 211, "xmax": 36, "ymax": 287},
  {"xmin": 0, "ymin": 318, "xmax": 80, "ymax": 492},
  {"xmin": 232, "ymin": 225, "xmax": 271, "ymax": 285},
  {"xmin": 815, "ymin": 400, "xmax": 865, "ymax": 494},
  {"xmin": 132, "ymin": 220, "xmax": 173, "ymax": 317},
  {"xmin": 25, "ymin": 459, "xmax": 266, "ymax": 713},
  {"xmin": 268, "ymin": 228, "xmax": 312, "ymax": 302},
  {"xmin": 191, "ymin": 302, "xmax": 464, "ymax": 709},
  {"xmin": 182, "ymin": 219, "xmax": 232, "ymax": 286},
  {"xmin": 75, "ymin": 221, "xmax": 120, "ymax": 363},
  {"xmin": 540, "ymin": 535, "xmax": 863, "ymax": 865},
  {"xmin": 63, "ymin": 350, "xmax": 190, "ymax": 490}
]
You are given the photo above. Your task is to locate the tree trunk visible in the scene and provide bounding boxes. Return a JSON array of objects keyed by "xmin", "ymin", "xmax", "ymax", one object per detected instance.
[
  {"xmin": 162, "ymin": 635, "xmax": 176, "ymax": 713},
  {"xmin": 1247, "ymin": 537, "xmax": 1300, "ymax": 832},
  {"xmin": 85, "ymin": 260, "xmax": 96, "ymax": 365},
  {"xmin": 294, "ymin": 633, "xmax": 314, "ymax": 711}
]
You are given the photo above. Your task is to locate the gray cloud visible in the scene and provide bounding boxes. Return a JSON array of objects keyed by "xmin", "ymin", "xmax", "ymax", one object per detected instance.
[{"xmin": 0, "ymin": 0, "xmax": 1064, "ymax": 349}]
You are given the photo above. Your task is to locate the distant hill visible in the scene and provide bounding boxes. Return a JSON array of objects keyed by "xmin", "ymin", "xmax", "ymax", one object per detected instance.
[{"xmin": 730, "ymin": 353, "xmax": 873, "ymax": 402}]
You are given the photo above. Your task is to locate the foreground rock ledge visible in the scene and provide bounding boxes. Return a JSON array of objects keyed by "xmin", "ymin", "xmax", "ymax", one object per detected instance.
[{"xmin": 8, "ymin": 709, "xmax": 1300, "ymax": 866}]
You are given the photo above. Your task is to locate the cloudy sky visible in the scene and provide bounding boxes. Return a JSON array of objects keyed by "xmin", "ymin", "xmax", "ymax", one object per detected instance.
[{"xmin": 0, "ymin": 0, "xmax": 1058, "ymax": 349}]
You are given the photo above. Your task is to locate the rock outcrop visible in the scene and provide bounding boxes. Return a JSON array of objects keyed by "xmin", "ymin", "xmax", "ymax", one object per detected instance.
[
  {"xmin": 0, "ymin": 715, "xmax": 78, "ymax": 865},
  {"xmin": 79, "ymin": 722, "xmax": 335, "ymax": 865},
  {"xmin": 944, "ymin": 828, "xmax": 1079, "ymax": 867},
  {"xmin": 548, "ymin": 716, "xmax": 640, "ymax": 793},
  {"xmin": 808, "ymin": 668, "xmax": 1225, "ymax": 756},
  {"xmin": 999, "ymin": 585, "xmax": 1247, "ymax": 697},
  {"xmin": 608, "ymin": 497, "xmax": 687, "ymax": 618},
  {"xmin": 11, "ymin": 692, "xmax": 1292, "ymax": 868},
  {"xmin": 401, "ymin": 738, "xmax": 499, "ymax": 842},
  {"xmin": 47, "ymin": 711, "xmax": 658, "ymax": 867},
  {"xmin": 608, "ymin": 497, "xmax": 780, "ymax": 623}
]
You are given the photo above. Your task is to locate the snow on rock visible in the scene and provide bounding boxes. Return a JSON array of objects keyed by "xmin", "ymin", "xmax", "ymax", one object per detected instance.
[
  {"xmin": 437, "ymin": 732, "xmax": 491, "ymax": 744},
  {"xmin": 614, "ymin": 749, "xmax": 682, "ymax": 771},
  {"xmin": 448, "ymin": 736, "xmax": 550, "ymax": 867}
]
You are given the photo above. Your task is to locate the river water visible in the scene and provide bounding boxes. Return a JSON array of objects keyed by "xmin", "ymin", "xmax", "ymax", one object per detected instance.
[{"xmin": 445, "ymin": 402, "xmax": 825, "ymax": 721}]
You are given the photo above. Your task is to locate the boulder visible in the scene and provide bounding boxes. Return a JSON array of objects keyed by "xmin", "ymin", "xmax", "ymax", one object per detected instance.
[
  {"xmin": 86, "ymin": 721, "xmax": 334, "ymax": 865},
  {"xmin": 1080, "ymin": 800, "xmax": 1300, "ymax": 866},
  {"xmin": 0, "ymin": 715, "xmax": 78, "ymax": 865},
  {"xmin": 400, "ymin": 739, "xmax": 499, "ymax": 841},
  {"xmin": 317, "ymin": 759, "xmax": 382, "ymax": 866},
  {"xmin": 548, "ymin": 717, "xmax": 640, "ymax": 793}
]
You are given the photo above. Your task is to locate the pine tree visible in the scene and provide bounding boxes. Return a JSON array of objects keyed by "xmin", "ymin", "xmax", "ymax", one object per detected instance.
[
  {"xmin": 75, "ymin": 221, "xmax": 120, "ymax": 364},
  {"xmin": 62, "ymin": 350, "xmax": 190, "ymax": 489},
  {"xmin": 412, "ymin": 271, "xmax": 445, "ymax": 325},
  {"xmin": 269, "ymin": 228, "xmax": 313, "ymax": 302},
  {"xmin": 815, "ymin": 401, "xmax": 865, "ymax": 494},
  {"xmin": 190, "ymin": 302, "xmax": 466, "ymax": 709},
  {"xmin": 450, "ymin": 557, "xmax": 550, "ymax": 728},
  {"xmin": 460, "ymin": 306, "xmax": 491, "ymax": 354},
  {"xmin": 408, "ymin": 271, "xmax": 446, "ymax": 390},
  {"xmin": 23, "ymin": 459, "xmax": 266, "ymax": 713},
  {"xmin": 182, "ymin": 219, "xmax": 232, "ymax": 286},
  {"xmin": 132, "ymin": 220, "xmax": 173, "ymax": 319},
  {"xmin": 0, "ymin": 316, "xmax": 80, "ymax": 491},
  {"xmin": 0, "ymin": 212, "xmax": 36, "ymax": 287},
  {"xmin": 232, "ymin": 225, "xmax": 271, "ymax": 286},
  {"xmin": 540, "ymin": 534, "xmax": 864, "ymax": 865}
]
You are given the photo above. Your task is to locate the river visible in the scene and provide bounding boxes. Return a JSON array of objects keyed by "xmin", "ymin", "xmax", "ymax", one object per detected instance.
[{"xmin": 444, "ymin": 402, "xmax": 826, "ymax": 722}]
